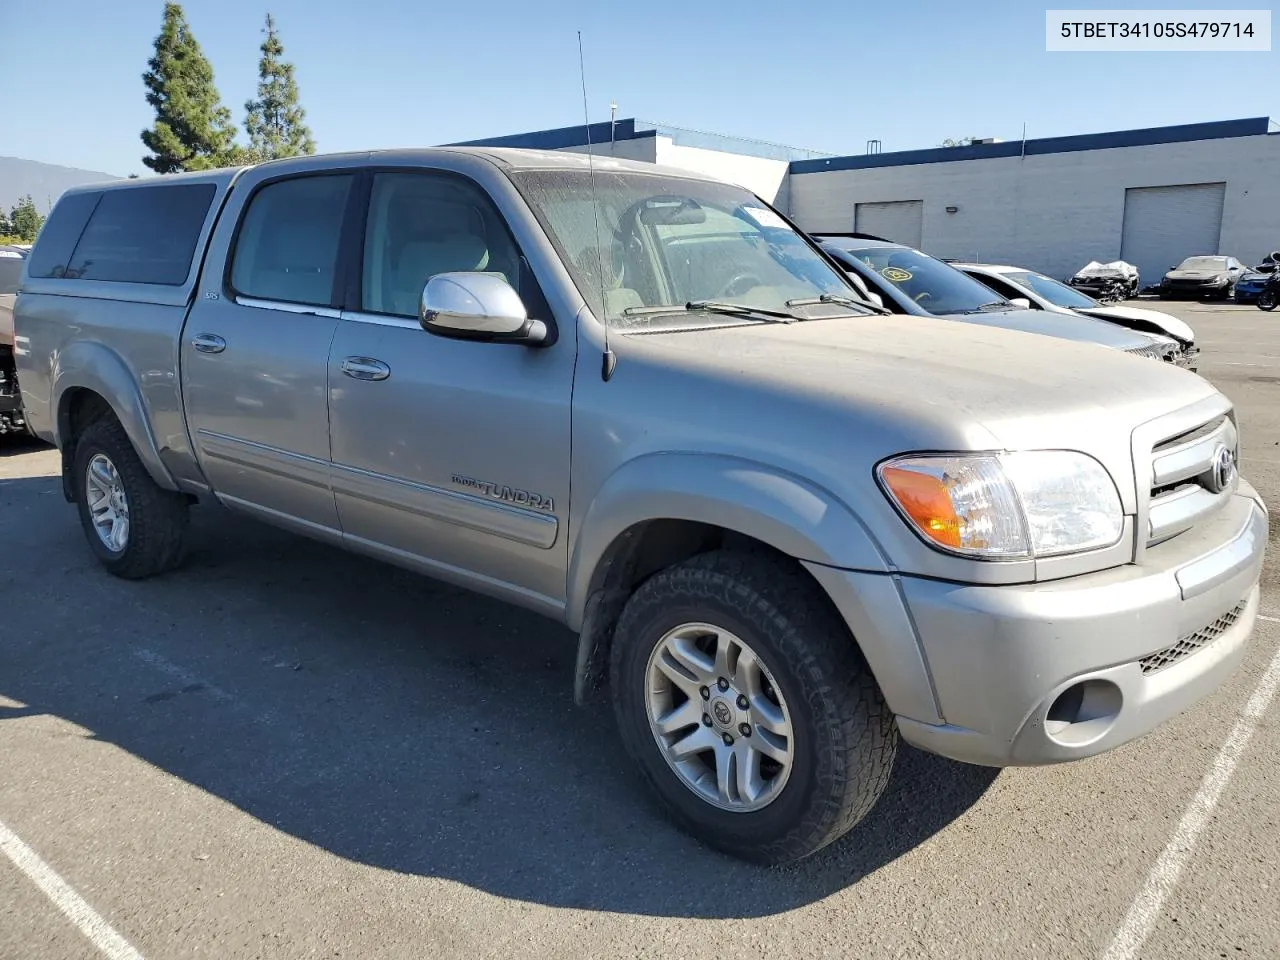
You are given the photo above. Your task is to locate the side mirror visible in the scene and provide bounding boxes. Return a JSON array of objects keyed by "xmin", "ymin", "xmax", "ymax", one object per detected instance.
[
  {"xmin": 1009, "ymin": 297, "xmax": 1031, "ymax": 309},
  {"xmin": 867, "ymin": 291, "xmax": 884, "ymax": 308},
  {"xmin": 420, "ymin": 272, "xmax": 548, "ymax": 345}
]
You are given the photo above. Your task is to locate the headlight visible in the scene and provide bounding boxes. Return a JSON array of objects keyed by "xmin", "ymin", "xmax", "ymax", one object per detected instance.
[{"xmin": 877, "ymin": 451, "xmax": 1123, "ymax": 559}]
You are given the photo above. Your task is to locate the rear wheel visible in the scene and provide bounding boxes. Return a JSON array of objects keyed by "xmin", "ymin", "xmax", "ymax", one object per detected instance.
[
  {"xmin": 73, "ymin": 417, "xmax": 189, "ymax": 578},
  {"xmin": 1258, "ymin": 290, "xmax": 1278, "ymax": 312},
  {"xmin": 610, "ymin": 550, "xmax": 897, "ymax": 864}
]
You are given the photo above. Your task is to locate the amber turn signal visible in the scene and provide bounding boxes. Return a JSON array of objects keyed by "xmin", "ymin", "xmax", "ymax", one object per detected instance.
[{"xmin": 879, "ymin": 464, "xmax": 962, "ymax": 548}]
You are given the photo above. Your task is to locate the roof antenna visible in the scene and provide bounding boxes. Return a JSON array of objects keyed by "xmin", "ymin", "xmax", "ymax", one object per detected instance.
[{"xmin": 578, "ymin": 31, "xmax": 616, "ymax": 381}]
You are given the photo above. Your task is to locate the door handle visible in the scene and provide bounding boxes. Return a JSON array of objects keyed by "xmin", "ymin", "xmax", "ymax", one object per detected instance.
[
  {"xmin": 191, "ymin": 333, "xmax": 227, "ymax": 354},
  {"xmin": 341, "ymin": 357, "xmax": 391, "ymax": 381}
]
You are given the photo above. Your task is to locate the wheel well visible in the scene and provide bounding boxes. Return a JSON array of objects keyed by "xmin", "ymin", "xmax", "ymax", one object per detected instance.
[
  {"xmin": 57, "ymin": 389, "xmax": 116, "ymax": 502},
  {"xmin": 573, "ymin": 519, "xmax": 846, "ymax": 704}
]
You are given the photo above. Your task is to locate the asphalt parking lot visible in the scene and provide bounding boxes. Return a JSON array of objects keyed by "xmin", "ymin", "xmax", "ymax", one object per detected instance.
[{"xmin": 2, "ymin": 300, "xmax": 1277, "ymax": 960}]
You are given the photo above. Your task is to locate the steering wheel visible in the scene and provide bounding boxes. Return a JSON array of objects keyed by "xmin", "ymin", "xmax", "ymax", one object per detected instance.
[
  {"xmin": 721, "ymin": 273, "xmax": 765, "ymax": 298},
  {"xmin": 914, "ymin": 291, "xmax": 934, "ymax": 305}
]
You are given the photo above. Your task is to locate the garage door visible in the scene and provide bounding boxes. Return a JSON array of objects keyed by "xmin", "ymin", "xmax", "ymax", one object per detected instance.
[
  {"xmin": 854, "ymin": 200, "xmax": 923, "ymax": 249},
  {"xmin": 1119, "ymin": 183, "xmax": 1225, "ymax": 287}
]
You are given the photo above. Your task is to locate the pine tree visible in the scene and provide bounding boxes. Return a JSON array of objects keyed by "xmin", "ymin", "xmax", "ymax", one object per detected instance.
[
  {"xmin": 141, "ymin": 2, "xmax": 240, "ymax": 173},
  {"xmin": 10, "ymin": 196, "xmax": 43, "ymax": 242},
  {"xmin": 243, "ymin": 14, "xmax": 315, "ymax": 161}
]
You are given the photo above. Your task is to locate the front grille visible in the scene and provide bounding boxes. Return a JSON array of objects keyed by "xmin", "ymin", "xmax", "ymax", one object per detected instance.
[
  {"xmin": 1138, "ymin": 601, "xmax": 1247, "ymax": 675},
  {"xmin": 1145, "ymin": 413, "xmax": 1237, "ymax": 545}
]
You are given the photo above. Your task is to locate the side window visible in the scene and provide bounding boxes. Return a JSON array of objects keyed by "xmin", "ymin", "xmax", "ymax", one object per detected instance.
[
  {"xmin": 230, "ymin": 174, "xmax": 353, "ymax": 307},
  {"xmin": 27, "ymin": 191, "xmax": 102, "ymax": 280},
  {"xmin": 972, "ymin": 272, "xmax": 1024, "ymax": 305},
  {"xmin": 65, "ymin": 184, "xmax": 215, "ymax": 284},
  {"xmin": 361, "ymin": 172, "xmax": 524, "ymax": 317}
]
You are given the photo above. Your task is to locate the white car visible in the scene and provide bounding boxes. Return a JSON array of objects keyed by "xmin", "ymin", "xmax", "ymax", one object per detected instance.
[{"xmin": 955, "ymin": 261, "xmax": 1198, "ymax": 372}]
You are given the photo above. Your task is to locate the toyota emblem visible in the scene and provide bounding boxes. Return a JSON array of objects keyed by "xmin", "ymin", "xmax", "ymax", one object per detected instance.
[{"xmin": 1210, "ymin": 444, "xmax": 1237, "ymax": 494}]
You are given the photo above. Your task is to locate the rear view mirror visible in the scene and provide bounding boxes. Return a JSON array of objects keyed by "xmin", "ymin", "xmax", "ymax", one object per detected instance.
[
  {"xmin": 1009, "ymin": 297, "xmax": 1031, "ymax": 309},
  {"xmin": 867, "ymin": 292, "xmax": 884, "ymax": 308},
  {"xmin": 638, "ymin": 197, "xmax": 706, "ymax": 226},
  {"xmin": 420, "ymin": 272, "xmax": 547, "ymax": 346}
]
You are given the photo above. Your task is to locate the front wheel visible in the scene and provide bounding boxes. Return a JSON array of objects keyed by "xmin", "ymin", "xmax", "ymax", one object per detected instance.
[
  {"xmin": 1258, "ymin": 290, "xmax": 1278, "ymax": 312},
  {"xmin": 610, "ymin": 550, "xmax": 897, "ymax": 864},
  {"xmin": 73, "ymin": 417, "xmax": 190, "ymax": 578}
]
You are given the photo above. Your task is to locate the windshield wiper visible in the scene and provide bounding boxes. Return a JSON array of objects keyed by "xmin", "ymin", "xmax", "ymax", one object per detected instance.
[
  {"xmin": 960, "ymin": 300, "xmax": 1015, "ymax": 314},
  {"xmin": 786, "ymin": 293, "xmax": 892, "ymax": 316},
  {"xmin": 622, "ymin": 300, "xmax": 798, "ymax": 323}
]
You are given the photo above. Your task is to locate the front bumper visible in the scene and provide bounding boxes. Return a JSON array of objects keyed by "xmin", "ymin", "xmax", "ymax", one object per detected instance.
[
  {"xmin": 1163, "ymin": 279, "xmax": 1229, "ymax": 297},
  {"xmin": 812, "ymin": 487, "xmax": 1267, "ymax": 767}
]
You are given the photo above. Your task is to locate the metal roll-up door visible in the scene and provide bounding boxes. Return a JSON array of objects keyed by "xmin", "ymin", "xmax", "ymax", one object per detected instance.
[
  {"xmin": 1119, "ymin": 183, "xmax": 1226, "ymax": 286},
  {"xmin": 854, "ymin": 200, "xmax": 923, "ymax": 249}
]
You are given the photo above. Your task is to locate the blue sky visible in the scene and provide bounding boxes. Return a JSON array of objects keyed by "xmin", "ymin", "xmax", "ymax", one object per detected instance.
[{"xmin": 2, "ymin": 0, "xmax": 1276, "ymax": 176}]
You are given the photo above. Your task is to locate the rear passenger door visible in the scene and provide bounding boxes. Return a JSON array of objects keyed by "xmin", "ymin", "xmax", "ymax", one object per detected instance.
[{"xmin": 182, "ymin": 167, "xmax": 358, "ymax": 534}]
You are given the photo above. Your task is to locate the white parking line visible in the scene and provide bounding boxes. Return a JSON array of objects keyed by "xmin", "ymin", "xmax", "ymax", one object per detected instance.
[
  {"xmin": 1102, "ymin": 637, "xmax": 1280, "ymax": 960},
  {"xmin": 1260, "ymin": 615, "xmax": 1280, "ymax": 624},
  {"xmin": 0, "ymin": 819, "xmax": 145, "ymax": 960}
]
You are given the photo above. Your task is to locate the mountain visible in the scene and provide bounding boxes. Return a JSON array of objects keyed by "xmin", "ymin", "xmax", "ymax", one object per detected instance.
[{"xmin": 0, "ymin": 157, "xmax": 121, "ymax": 213}]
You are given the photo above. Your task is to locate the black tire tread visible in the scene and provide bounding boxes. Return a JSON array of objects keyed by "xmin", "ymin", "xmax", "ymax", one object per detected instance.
[
  {"xmin": 74, "ymin": 417, "xmax": 189, "ymax": 579},
  {"xmin": 611, "ymin": 549, "xmax": 897, "ymax": 864}
]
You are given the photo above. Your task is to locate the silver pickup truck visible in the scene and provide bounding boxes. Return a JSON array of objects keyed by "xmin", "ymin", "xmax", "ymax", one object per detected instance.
[{"xmin": 15, "ymin": 149, "xmax": 1268, "ymax": 864}]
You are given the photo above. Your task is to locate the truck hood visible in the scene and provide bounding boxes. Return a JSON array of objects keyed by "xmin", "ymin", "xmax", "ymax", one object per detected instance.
[
  {"xmin": 616, "ymin": 313, "xmax": 1219, "ymax": 509},
  {"xmin": 1074, "ymin": 304, "xmax": 1195, "ymax": 345},
  {"xmin": 933, "ymin": 307, "xmax": 1156, "ymax": 351}
]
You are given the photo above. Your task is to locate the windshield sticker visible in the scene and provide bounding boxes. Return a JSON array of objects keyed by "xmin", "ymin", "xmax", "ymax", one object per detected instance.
[
  {"xmin": 740, "ymin": 206, "xmax": 791, "ymax": 230},
  {"xmin": 881, "ymin": 266, "xmax": 913, "ymax": 283}
]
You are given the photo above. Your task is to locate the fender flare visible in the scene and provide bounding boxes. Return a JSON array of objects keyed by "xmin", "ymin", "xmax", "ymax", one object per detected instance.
[
  {"xmin": 566, "ymin": 452, "xmax": 890, "ymax": 631},
  {"xmin": 52, "ymin": 340, "xmax": 178, "ymax": 492}
]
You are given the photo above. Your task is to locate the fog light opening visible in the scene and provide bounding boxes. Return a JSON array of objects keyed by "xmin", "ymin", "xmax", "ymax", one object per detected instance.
[{"xmin": 1044, "ymin": 679, "xmax": 1122, "ymax": 747}]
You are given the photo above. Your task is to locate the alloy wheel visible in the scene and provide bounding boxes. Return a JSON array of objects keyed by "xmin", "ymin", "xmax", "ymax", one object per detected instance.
[
  {"xmin": 86, "ymin": 453, "xmax": 130, "ymax": 552},
  {"xmin": 644, "ymin": 622, "xmax": 794, "ymax": 812}
]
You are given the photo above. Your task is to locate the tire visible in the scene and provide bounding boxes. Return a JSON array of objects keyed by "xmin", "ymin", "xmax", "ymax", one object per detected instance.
[
  {"xmin": 73, "ymin": 416, "xmax": 189, "ymax": 579},
  {"xmin": 609, "ymin": 550, "xmax": 897, "ymax": 864},
  {"xmin": 1258, "ymin": 290, "xmax": 1278, "ymax": 312}
]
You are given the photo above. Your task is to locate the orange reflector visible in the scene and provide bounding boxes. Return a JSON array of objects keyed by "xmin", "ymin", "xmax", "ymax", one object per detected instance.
[{"xmin": 880, "ymin": 465, "xmax": 962, "ymax": 547}]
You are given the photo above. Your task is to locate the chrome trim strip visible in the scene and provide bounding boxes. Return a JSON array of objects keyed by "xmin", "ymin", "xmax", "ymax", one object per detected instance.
[
  {"xmin": 1151, "ymin": 418, "xmax": 1236, "ymax": 488},
  {"xmin": 340, "ymin": 310, "xmax": 422, "ymax": 330},
  {"xmin": 234, "ymin": 295, "xmax": 341, "ymax": 319},
  {"xmin": 330, "ymin": 461, "xmax": 558, "ymax": 549},
  {"xmin": 1149, "ymin": 484, "xmax": 1232, "ymax": 542}
]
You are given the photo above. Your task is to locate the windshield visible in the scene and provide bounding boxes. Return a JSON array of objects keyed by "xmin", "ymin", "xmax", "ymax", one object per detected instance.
[
  {"xmin": 839, "ymin": 245, "xmax": 1008, "ymax": 315},
  {"xmin": 1177, "ymin": 256, "xmax": 1229, "ymax": 271},
  {"xmin": 511, "ymin": 170, "xmax": 857, "ymax": 328},
  {"xmin": 1003, "ymin": 270, "xmax": 1098, "ymax": 309}
]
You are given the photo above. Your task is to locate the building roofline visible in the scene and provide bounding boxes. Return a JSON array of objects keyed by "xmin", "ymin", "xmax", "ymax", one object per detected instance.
[
  {"xmin": 445, "ymin": 118, "xmax": 655, "ymax": 152},
  {"xmin": 446, "ymin": 117, "xmax": 831, "ymax": 163},
  {"xmin": 790, "ymin": 117, "xmax": 1273, "ymax": 175}
]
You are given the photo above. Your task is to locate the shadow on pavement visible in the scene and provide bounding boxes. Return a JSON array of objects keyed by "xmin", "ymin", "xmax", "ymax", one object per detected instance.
[{"xmin": 1, "ymin": 472, "xmax": 998, "ymax": 919}]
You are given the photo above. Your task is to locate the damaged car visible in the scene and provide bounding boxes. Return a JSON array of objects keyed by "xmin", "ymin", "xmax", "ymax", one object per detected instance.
[
  {"xmin": 1068, "ymin": 260, "xmax": 1140, "ymax": 302},
  {"xmin": 957, "ymin": 261, "xmax": 1198, "ymax": 371}
]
